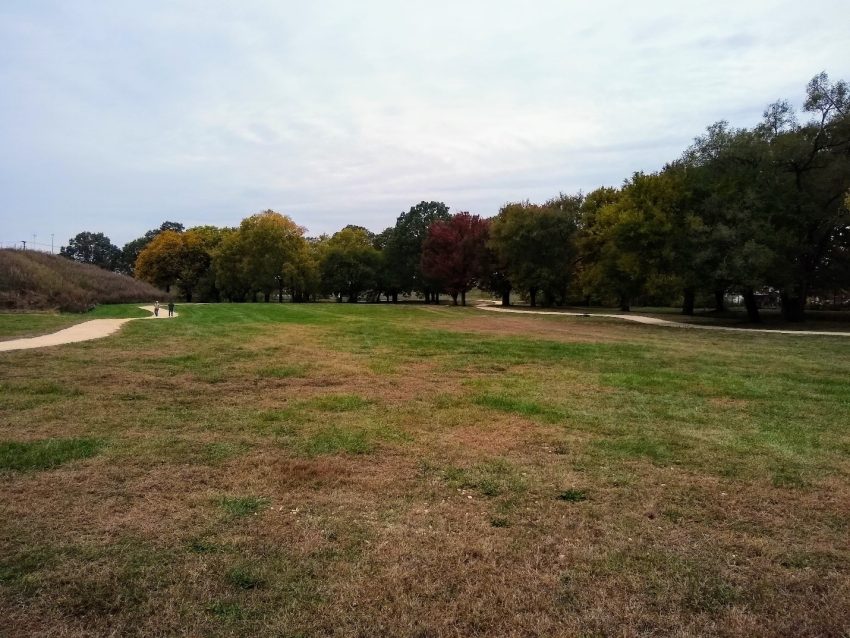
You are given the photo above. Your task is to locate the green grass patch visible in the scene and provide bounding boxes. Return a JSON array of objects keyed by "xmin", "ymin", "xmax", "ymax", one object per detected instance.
[
  {"xmin": 0, "ymin": 437, "xmax": 104, "ymax": 471},
  {"xmin": 226, "ymin": 565, "xmax": 266, "ymax": 590},
  {"xmin": 256, "ymin": 363, "xmax": 310, "ymax": 379},
  {"xmin": 217, "ymin": 495, "xmax": 269, "ymax": 518},
  {"xmin": 474, "ymin": 392, "xmax": 566, "ymax": 423},
  {"xmin": 306, "ymin": 394, "xmax": 372, "ymax": 412},
  {"xmin": 557, "ymin": 489, "xmax": 588, "ymax": 502},
  {"xmin": 208, "ymin": 601, "xmax": 247, "ymax": 621},
  {"xmin": 593, "ymin": 436, "xmax": 680, "ymax": 464},
  {"xmin": 298, "ymin": 427, "xmax": 374, "ymax": 456},
  {"xmin": 443, "ymin": 458, "xmax": 525, "ymax": 497}
]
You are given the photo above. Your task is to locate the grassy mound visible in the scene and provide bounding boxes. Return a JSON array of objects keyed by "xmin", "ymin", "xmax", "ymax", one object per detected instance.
[{"xmin": 0, "ymin": 249, "xmax": 167, "ymax": 312}]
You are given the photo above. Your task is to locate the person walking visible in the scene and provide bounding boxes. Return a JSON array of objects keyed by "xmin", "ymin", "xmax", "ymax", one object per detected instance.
[
  {"xmin": 168, "ymin": 301, "xmax": 175, "ymax": 317},
  {"xmin": 154, "ymin": 301, "xmax": 160, "ymax": 317}
]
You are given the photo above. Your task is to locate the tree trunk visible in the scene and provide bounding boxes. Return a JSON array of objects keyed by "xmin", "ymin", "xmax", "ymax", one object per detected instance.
[
  {"xmin": 392, "ymin": 291, "xmax": 398, "ymax": 303},
  {"xmin": 682, "ymin": 287, "xmax": 695, "ymax": 316},
  {"xmin": 278, "ymin": 280, "xmax": 284, "ymax": 302},
  {"xmin": 743, "ymin": 288, "xmax": 761, "ymax": 323},
  {"xmin": 780, "ymin": 290, "xmax": 806, "ymax": 322},
  {"xmin": 461, "ymin": 290, "xmax": 466, "ymax": 306},
  {"xmin": 434, "ymin": 293, "xmax": 440, "ymax": 305},
  {"xmin": 263, "ymin": 292, "xmax": 270, "ymax": 303},
  {"xmin": 714, "ymin": 289, "xmax": 726, "ymax": 312},
  {"xmin": 619, "ymin": 294, "xmax": 630, "ymax": 312},
  {"xmin": 501, "ymin": 289, "xmax": 510, "ymax": 306},
  {"xmin": 451, "ymin": 292, "xmax": 458, "ymax": 306},
  {"xmin": 529, "ymin": 288, "xmax": 537, "ymax": 307}
]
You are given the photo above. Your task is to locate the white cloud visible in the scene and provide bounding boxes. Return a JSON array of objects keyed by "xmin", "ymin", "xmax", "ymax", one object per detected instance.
[{"xmin": 1, "ymin": 0, "xmax": 848, "ymax": 245}]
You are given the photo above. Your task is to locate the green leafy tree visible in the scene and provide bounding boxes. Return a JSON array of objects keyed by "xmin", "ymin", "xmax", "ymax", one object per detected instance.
[
  {"xmin": 574, "ymin": 187, "xmax": 621, "ymax": 306},
  {"xmin": 489, "ymin": 195, "xmax": 581, "ymax": 306},
  {"xmin": 319, "ymin": 227, "xmax": 381, "ymax": 302},
  {"xmin": 759, "ymin": 73, "xmax": 850, "ymax": 320},
  {"xmin": 213, "ymin": 229, "xmax": 252, "ymax": 302},
  {"xmin": 60, "ymin": 232, "xmax": 121, "ymax": 271},
  {"xmin": 238, "ymin": 210, "xmax": 307, "ymax": 302},
  {"xmin": 383, "ymin": 201, "xmax": 451, "ymax": 303}
]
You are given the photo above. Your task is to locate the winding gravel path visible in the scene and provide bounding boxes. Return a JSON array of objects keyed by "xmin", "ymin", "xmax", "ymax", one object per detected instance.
[
  {"xmin": 475, "ymin": 303, "xmax": 850, "ymax": 337},
  {"xmin": 0, "ymin": 305, "xmax": 177, "ymax": 352}
]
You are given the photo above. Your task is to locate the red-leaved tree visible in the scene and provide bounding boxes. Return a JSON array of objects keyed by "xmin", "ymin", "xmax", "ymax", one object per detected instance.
[{"xmin": 421, "ymin": 212, "xmax": 490, "ymax": 305}]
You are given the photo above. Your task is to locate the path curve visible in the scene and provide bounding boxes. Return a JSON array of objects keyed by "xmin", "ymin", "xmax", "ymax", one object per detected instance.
[
  {"xmin": 0, "ymin": 305, "xmax": 177, "ymax": 353},
  {"xmin": 474, "ymin": 303, "xmax": 850, "ymax": 337}
]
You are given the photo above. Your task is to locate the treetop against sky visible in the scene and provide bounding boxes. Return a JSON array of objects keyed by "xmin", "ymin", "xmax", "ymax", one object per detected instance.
[{"xmin": 0, "ymin": 1, "xmax": 848, "ymax": 248}]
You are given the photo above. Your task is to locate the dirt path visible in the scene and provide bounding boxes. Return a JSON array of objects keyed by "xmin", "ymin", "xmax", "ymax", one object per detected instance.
[
  {"xmin": 0, "ymin": 305, "xmax": 177, "ymax": 353},
  {"xmin": 475, "ymin": 303, "xmax": 850, "ymax": 336}
]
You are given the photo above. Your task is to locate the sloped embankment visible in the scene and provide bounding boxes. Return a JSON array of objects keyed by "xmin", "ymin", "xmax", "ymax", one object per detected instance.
[{"xmin": 0, "ymin": 249, "xmax": 167, "ymax": 312}]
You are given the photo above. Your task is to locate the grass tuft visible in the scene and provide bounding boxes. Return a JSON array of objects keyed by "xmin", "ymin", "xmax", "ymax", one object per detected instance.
[{"xmin": 0, "ymin": 437, "xmax": 104, "ymax": 471}]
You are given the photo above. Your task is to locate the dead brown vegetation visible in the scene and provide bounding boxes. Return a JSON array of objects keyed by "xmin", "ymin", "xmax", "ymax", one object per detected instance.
[{"xmin": 0, "ymin": 249, "xmax": 166, "ymax": 312}]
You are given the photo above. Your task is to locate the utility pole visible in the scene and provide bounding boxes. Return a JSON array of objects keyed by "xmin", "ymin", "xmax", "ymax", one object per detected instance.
[
  {"xmin": 21, "ymin": 240, "xmax": 27, "ymax": 250},
  {"xmin": 51, "ymin": 233, "xmax": 54, "ymax": 253}
]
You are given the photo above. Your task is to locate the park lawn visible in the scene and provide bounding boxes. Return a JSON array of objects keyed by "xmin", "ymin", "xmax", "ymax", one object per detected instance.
[
  {"xmin": 0, "ymin": 304, "xmax": 152, "ymax": 341},
  {"xmin": 0, "ymin": 303, "xmax": 849, "ymax": 637}
]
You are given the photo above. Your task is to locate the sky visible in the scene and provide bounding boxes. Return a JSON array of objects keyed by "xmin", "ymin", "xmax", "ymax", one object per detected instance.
[{"xmin": 1, "ymin": 1, "xmax": 849, "ymax": 250}]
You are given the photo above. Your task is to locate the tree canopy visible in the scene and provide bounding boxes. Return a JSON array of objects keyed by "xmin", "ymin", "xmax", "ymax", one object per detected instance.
[{"xmin": 60, "ymin": 232, "xmax": 120, "ymax": 271}]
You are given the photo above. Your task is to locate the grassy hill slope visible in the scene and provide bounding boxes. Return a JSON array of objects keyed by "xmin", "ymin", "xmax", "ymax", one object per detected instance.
[{"xmin": 0, "ymin": 249, "xmax": 167, "ymax": 312}]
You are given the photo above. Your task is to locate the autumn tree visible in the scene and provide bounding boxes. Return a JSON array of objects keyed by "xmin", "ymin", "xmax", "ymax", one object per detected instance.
[
  {"xmin": 135, "ymin": 230, "xmax": 184, "ymax": 294},
  {"xmin": 119, "ymin": 221, "xmax": 185, "ymax": 275},
  {"xmin": 134, "ymin": 229, "xmax": 214, "ymax": 301},
  {"xmin": 421, "ymin": 212, "xmax": 489, "ymax": 305}
]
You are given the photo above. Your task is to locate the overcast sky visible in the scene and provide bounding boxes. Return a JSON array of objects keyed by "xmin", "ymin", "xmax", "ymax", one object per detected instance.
[{"xmin": 1, "ymin": 1, "xmax": 848, "ymax": 249}]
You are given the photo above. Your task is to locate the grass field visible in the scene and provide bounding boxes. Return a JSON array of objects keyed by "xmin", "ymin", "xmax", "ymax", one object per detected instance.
[{"xmin": 1, "ymin": 303, "xmax": 849, "ymax": 636}]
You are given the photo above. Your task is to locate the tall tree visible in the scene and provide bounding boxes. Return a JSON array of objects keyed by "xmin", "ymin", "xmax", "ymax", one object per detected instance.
[
  {"xmin": 421, "ymin": 213, "xmax": 489, "ymax": 306},
  {"xmin": 683, "ymin": 122, "xmax": 777, "ymax": 322},
  {"xmin": 60, "ymin": 232, "xmax": 120, "ymax": 271},
  {"xmin": 760, "ymin": 73, "xmax": 850, "ymax": 320},
  {"xmin": 119, "ymin": 221, "xmax": 185, "ymax": 275},
  {"xmin": 239, "ymin": 211, "xmax": 307, "ymax": 302},
  {"xmin": 213, "ymin": 229, "xmax": 251, "ymax": 302},
  {"xmin": 319, "ymin": 227, "xmax": 381, "ymax": 302},
  {"xmin": 489, "ymin": 195, "xmax": 581, "ymax": 306},
  {"xmin": 383, "ymin": 201, "xmax": 451, "ymax": 303}
]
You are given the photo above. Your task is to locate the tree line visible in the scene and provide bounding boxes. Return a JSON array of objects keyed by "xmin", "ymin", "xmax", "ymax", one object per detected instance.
[{"xmin": 60, "ymin": 73, "xmax": 849, "ymax": 321}]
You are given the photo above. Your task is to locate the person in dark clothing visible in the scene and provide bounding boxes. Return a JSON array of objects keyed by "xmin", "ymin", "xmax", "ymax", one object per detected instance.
[{"xmin": 168, "ymin": 301, "xmax": 175, "ymax": 317}]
